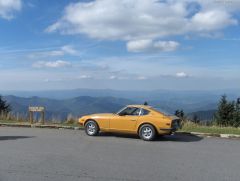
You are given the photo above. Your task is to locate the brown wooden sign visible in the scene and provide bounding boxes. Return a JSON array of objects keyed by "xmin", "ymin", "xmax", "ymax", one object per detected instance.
[
  {"xmin": 29, "ymin": 106, "xmax": 45, "ymax": 124},
  {"xmin": 29, "ymin": 106, "xmax": 45, "ymax": 112}
]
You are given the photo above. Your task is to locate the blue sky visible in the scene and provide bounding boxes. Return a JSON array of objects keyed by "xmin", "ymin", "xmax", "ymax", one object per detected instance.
[{"xmin": 0, "ymin": 0, "xmax": 240, "ymax": 91}]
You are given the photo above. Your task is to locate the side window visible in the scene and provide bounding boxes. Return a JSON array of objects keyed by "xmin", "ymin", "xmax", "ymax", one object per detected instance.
[
  {"xmin": 131, "ymin": 108, "xmax": 141, "ymax": 116},
  {"xmin": 118, "ymin": 107, "xmax": 140, "ymax": 116},
  {"xmin": 140, "ymin": 109, "xmax": 150, "ymax": 116}
]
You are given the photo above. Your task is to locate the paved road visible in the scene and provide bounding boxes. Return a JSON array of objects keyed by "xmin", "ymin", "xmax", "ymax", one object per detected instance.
[{"xmin": 0, "ymin": 127, "xmax": 239, "ymax": 181}]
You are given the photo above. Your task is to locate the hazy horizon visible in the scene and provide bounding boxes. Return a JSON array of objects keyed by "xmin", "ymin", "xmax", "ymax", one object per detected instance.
[{"xmin": 1, "ymin": 87, "xmax": 240, "ymax": 92}]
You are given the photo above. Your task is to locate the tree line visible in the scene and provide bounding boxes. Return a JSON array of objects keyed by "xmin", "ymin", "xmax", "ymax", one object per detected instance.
[
  {"xmin": 214, "ymin": 95, "xmax": 240, "ymax": 127},
  {"xmin": 175, "ymin": 95, "xmax": 240, "ymax": 127},
  {"xmin": 0, "ymin": 96, "xmax": 10, "ymax": 115}
]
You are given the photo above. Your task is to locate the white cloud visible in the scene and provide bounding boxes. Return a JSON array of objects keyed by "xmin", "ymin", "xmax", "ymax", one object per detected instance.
[
  {"xmin": 127, "ymin": 39, "xmax": 179, "ymax": 52},
  {"xmin": 191, "ymin": 10, "xmax": 237, "ymax": 31},
  {"xmin": 29, "ymin": 45, "xmax": 78, "ymax": 59},
  {"xmin": 176, "ymin": 72, "xmax": 189, "ymax": 78},
  {"xmin": 0, "ymin": 0, "xmax": 22, "ymax": 20},
  {"xmin": 61, "ymin": 45, "xmax": 78, "ymax": 55},
  {"xmin": 77, "ymin": 75, "xmax": 92, "ymax": 79},
  {"xmin": 153, "ymin": 41, "xmax": 179, "ymax": 52},
  {"xmin": 109, "ymin": 75, "xmax": 117, "ymax": 80},
  {"xmin": 43, "ymin": 45, "xmax": 77, "ymax": 56},
  {"xmin": 127, "ymin": 39, "xmax": 153, "ymax": 52},
  {"xmin": 32, "ymin": 60, "xmax": 72, "ymax": 68},
  {"xmin": 46, "ymin": 0, "xmax": 238, "ymax": 52},
  {"xmin": 127, "ymin": 40, "xmax": 179, "ymax": 52},
  {"xmin": 136, "ymin": 76, "xmax": 147, "ymax": 80}
]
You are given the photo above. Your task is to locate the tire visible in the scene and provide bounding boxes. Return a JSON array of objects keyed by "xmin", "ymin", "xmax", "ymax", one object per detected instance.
[
  {"xmin": 139, "ymin": 124, "xmax": 156, "ymax": 141},
  {"xmin": 85, "ymin": 120, "xmax": 99, "ymax": 136}
]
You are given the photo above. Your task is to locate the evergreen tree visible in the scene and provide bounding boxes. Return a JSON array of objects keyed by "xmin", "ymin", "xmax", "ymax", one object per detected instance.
[
  {"xmin": 175, "ymin": 109, "xmax": 185, "ymax": 120},
  {"xmin": 215, "ymin": 95, "xmax": 235, "ymax": 126},
  {"xmin": 233, "ymin": 101, "xmax": 240, "ymax": 127},
  {"xmin": 0, "ymin": 96, "xmax": 11, "ymax": 115}
]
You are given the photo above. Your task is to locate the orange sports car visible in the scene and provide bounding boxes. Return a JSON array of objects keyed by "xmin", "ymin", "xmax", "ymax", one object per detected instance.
[{"xmin": 79, "ymin": 105, "xmax": 181, "ymax": 141}]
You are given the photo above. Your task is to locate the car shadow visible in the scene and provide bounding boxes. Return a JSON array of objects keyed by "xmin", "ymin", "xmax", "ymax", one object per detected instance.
[
  {"xmin": 155, "ymin": 133, "xmax": 203, "ymax": 142},
  {"xmin": 0, "ymin": 136, "xmax": 35, "ymax": 141},
  {"xmin": 98, "ymin": 132, "xmax": 203, "ymax": 142}
]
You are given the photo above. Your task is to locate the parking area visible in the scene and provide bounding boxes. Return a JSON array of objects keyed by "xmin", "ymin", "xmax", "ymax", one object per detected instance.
[{"xmin": 0, "ymin": 127, "xmax": 239, "ymax": 181}]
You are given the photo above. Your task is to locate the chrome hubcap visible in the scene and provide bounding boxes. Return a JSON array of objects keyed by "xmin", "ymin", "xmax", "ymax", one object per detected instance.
[
  {"xmin": 87, "ymin": 123, "xmax": 96, "ymax": 135},
  {"xmin": 142, "ymin": 127, "xmax": 152, "ymax": 139}
]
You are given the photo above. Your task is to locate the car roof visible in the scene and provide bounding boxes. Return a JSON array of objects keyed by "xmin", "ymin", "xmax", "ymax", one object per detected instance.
[
  {"xmin": 127, "ymin": 105, "xmax": 167, "ymax": 115},
  {"xmin": 127, "ymin": 105, "xmax": 152, "ymax": 109}
]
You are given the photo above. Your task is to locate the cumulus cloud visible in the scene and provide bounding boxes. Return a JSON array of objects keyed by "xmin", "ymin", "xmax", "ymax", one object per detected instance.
[
  {"xmin": 0, "ymin": 0, "xmax": 22, "ymax": 19},
  {"xmin": 46, "ymin": 0, "xmax": 238, "ymax": 52},
  {"xmin": 33, "ymin": 60, "xmax": 72, "ymax": 68},
  {"xmin": 191, "ymin": 10, "xmax": 237, "ymax": 31},
  {"xmin": 176, "ymin": 72, "xmax": 189, "ymax": 78},
  {"xmin": 127, "ymin": 39, "xmax": 180, "ymax": 52}
]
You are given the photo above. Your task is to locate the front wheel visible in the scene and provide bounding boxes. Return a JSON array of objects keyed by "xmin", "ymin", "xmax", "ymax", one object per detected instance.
[
  {"xmin": 139, "ymin": 124, "xmax": 156, "ymax": 141},
  {"xmin": 85, "ymin": 120, "xmax": 99, "ymax": 136}
]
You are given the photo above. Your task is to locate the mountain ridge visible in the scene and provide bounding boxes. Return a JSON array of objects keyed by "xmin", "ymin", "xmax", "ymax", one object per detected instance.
[{"xmin": 4, "ymin": 95, "xmax": 136, "ymax": 121}]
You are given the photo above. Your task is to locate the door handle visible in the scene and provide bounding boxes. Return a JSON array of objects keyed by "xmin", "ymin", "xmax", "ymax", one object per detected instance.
[{"xmin": 131, "ymin": 119, "xmax": 136, "ymax": 121}]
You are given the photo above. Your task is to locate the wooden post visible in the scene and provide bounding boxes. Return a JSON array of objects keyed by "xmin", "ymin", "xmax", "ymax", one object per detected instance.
[
  {"xmin": 29, "ymin": 111, "xmax": 33, "ymax": 124},
  {"xmin": 41, "ymin": 111, "xmax": 45, "ymax": 125},
  {"xmin": 29, "ymin": 107, "xmax": 45, "ymax": 125}
]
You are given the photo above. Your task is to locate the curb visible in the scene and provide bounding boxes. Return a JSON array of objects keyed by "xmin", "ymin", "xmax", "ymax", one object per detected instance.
[
  {"xmin": 0, "ymin": 123, "xmax": 84, "ymax": 130},
  {"xmin": 180, "ymin": 131, "xmax": 240, "ymax": 139}
]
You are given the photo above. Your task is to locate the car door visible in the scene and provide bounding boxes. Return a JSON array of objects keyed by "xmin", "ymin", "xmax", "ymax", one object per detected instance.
[{"xmin": 109, "ymin": 107, "xmax": 140, "ymax": 132}]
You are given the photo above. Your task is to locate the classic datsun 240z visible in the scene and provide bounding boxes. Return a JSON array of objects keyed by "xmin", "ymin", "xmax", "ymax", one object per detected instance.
[{"xmin": 79, "ymin": 105, "xmax": 181, "ymax": 141}]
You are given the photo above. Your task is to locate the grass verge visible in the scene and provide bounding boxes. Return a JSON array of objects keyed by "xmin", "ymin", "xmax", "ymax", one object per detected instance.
[{"xmin": 180, "ymin": 121, "xmax": 240, "ymax": 135}]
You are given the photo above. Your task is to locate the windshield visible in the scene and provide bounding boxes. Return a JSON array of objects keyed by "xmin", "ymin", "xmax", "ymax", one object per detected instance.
[{"xmin": 116, "ymin": 107, "xmax": 127, "ymax": 115}]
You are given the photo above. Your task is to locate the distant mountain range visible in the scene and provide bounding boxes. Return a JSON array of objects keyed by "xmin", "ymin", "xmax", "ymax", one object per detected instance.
[
  {"xmin": 1, "ymin": 89, "xmax": 239, "ymax": 121},
  {"xmin": 4, "ymin": 95, "xmax": 135, "ymax": 121},
  {"xmin": 187, "ymin": 110, "xmax": 216, "ymax": 121},
  {"xmin": 1, "ymin": 88, "xmax": 239, "ymax": 101}
]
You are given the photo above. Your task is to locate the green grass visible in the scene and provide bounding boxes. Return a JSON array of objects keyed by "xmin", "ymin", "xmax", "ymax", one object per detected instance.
[{"xmin": 180, "ymin": 121, "xmax": 240, "ymax": 135}]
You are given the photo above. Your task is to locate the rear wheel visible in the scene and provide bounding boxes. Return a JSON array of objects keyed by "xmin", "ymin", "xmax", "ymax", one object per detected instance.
[
  {"xmin": 85, "ymin": 120, "xmax": 99, "ymax": 136},
  {"xmin": 139, "ymin": 124, "xmax": 156, "ymax": 141}
]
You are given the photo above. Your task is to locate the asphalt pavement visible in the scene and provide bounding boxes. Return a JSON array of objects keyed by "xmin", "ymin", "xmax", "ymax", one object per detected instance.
[{"xmin": 0, "ymin": 127, "xmax": 239, "ymax": 181}]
